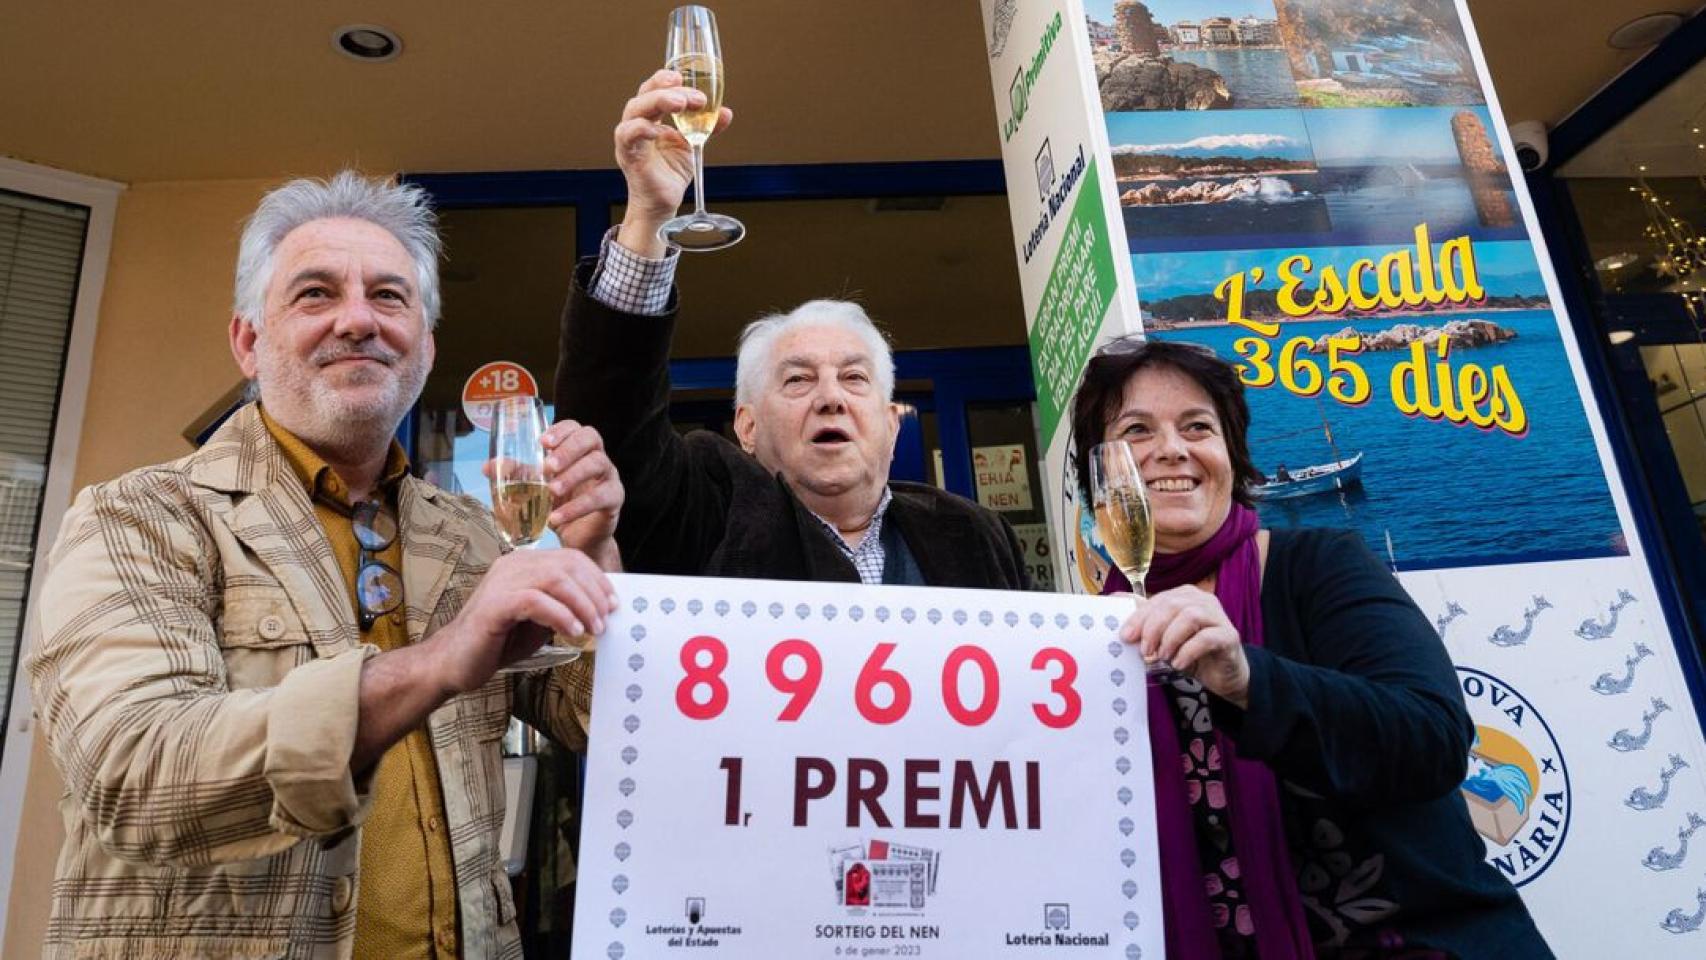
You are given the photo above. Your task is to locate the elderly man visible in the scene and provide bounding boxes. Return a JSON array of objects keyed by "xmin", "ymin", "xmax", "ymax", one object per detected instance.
[
  {"xmin": 546, "ymin": 72, "xmax": 1029, "ymax": 589},
  {"xmin": 29, "ymin": 172, "xmax": 619, "ymax": 959}
]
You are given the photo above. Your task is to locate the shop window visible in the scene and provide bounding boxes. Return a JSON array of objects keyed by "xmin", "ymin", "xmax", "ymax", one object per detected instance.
[
  {"xmin": 0, "ymin": 190, "xmax": 89, "ymax": 761},
  {"xmin": 1560, "ymin": 55, "xmax": 1706, "ymax": 555}
]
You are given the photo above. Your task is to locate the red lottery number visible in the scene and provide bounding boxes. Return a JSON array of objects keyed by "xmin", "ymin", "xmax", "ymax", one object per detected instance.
[
  {"xmin": 764, "ymin": 638, "xmax": 823, "ymax": 721},
  {"xmin": 854, "ymin": 642, "xmax": 913, "ymax": 725},
  {"xmin": 1030, "ymin": 647, "xmax": 1082, "ymax": 729},
  {"xmin": 676, "ymin": 635, "xmax": 730, "ymax": 720},
  {"xmin": 941, "ymin": 645, "xmax": 1000, "ymax": 726}
]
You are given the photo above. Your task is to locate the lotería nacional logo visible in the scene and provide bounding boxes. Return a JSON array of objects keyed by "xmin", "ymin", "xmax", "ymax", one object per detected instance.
[
  {"xmin": 1002, "ymin": 900, "xmax": 1112, "ymax": 947},
  {"xmin": 1457, "ymin": 667, "xmax": 1571, "ymax": 887}
]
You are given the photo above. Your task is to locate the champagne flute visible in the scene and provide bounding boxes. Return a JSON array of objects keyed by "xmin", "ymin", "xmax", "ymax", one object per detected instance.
[
  {"xmin": 488, "ymin": 396, "xmax": 581, "ymax": 672},
  {"xmin": 1088, "ymin": 440, "xmax": 1173, "ymax": 678},
  {"xmin": 489, "ymin": 396, "xmax": 551, "ymax": 549},
  {"xmin": 659, "ymin": 5, "xmax": 746, "ymax": 251}
]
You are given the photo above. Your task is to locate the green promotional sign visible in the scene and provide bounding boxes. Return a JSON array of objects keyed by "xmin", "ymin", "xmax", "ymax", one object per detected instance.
[{"xmin": 1028, "ymin": 162, "xmax": 1120, "ymax": 449}]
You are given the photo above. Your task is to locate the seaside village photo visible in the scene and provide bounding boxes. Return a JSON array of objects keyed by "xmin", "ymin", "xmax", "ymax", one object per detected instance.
[{"xmin": 10, "ymin": 1, "xmax": 1706, "ymax": 958}]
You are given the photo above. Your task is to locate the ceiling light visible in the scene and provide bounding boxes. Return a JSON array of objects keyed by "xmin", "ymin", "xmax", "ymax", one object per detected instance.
[
  {"xmin": 332, "ymin": 24, "xmax": 402, "ymax": 62},
  {"xmin": 1609, "ymin": 13, "xmax": 1683, "ymax": 50},
  {"xmin": 1609, "ymin": 329, "xmax": 1636, "ymax": 345}
]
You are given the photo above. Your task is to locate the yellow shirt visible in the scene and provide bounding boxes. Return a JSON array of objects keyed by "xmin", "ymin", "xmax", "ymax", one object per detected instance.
[{"xmin": 262, "ymin": 410, "xmax": 463, "ymax": 960}]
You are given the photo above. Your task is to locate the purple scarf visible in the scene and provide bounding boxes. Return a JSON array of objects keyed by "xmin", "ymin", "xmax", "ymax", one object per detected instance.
[{"xmin": 1102, "ymin": 504, "xmax": 1314, "ymax": 959}]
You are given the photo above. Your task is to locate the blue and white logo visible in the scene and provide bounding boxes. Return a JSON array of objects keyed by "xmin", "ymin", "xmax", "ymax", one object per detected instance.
[{"xmin": 1458, "ymin": 667, "xmax": 1571, "ymax": 887}]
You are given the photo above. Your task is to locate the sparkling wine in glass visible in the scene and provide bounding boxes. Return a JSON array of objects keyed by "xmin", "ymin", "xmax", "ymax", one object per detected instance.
[
  {"xmin": 488, "ymin": 396, "xmax": 551, "ymax": 549},
  {"xmin": 1089, "ymin": 440, "xmax": 1172, "ymax": 678},
  {"xmin": 488, "ymin": 395, "xmax": 582, "ymax": 672},
  {"xmin": 659, "ymin": 5, "xmax": 746, "ymax": 251}
]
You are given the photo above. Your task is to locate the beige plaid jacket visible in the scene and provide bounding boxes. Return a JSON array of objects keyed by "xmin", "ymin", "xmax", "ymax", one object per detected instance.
[{"xmin": 28, "ymin": 405, "xmax": 594, "ymax": 959}]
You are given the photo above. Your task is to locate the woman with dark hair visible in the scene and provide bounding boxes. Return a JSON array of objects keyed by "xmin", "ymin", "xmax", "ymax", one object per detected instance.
[{"xmin": 1070, "ymin": 338, "xmax": 1551, "ymax": 959}]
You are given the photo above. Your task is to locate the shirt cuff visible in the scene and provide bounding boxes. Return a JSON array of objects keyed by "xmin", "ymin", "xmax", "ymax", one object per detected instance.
[
  {"xmin": 264, "ymin": 644, "xmax": 379, "ymax": 838},
  {"xmin": 590, "ymin": 226, "xmax": 678, "ymax": 316}
]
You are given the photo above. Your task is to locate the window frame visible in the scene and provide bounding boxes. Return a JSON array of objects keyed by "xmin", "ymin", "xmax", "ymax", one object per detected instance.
[{"xmin": 0, "ymin": 157, "xmax": 123, "ymax": 939}]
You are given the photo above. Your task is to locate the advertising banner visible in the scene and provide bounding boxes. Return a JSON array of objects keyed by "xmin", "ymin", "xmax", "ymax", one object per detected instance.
[
  {"xmin": 982, "ymin": 0, "xmax": 1706, "ymax": 953},
  {"xmin": 572, "ymin": 574, "xmax": 1165, "ymax": 959},
  {"xmin": 980, "ymin": 0, "xmax": 1145, "ymax": 595}
]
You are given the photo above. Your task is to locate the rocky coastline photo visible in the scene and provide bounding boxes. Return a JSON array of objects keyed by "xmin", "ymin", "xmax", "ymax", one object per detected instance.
[{"xmin": 1087, "ymin": 0, "xmax": 1298, "ymax": 111}]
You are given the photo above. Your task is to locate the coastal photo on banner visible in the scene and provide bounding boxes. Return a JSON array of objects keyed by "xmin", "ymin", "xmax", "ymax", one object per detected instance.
[
  {"xmin": 1084, "ymin": 0, "xmax": 1614, "ymax": 575},
  {"xmin": 1011, "ymin": 0, "xmax": 1706, "ymax": 953}
]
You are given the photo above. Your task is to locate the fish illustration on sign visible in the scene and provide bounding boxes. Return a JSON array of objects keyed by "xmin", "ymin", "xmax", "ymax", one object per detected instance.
[
  {"xmin": 1435, "ymin": 600, "xmax": 1466, "ymax": 640},
  {"xmin": 1627, "ymin": 755, "xmax": 1690, "ymax": 811},
  {"xmin": 1591, "ymin": 643, "xmax": 1655, "ymax": 696},
  {"xmin": 1660, "ymin": 889, "xmax": 1706, "ymax": 935},
  {"xmin": 1488, "ymin": 596, "xmax": 1552, "ymax": 647},
  {"xmin": 1609, "ymin": 698, "xmax": 1671, "ymax": 753},
  {"xmin": 1642, "ymin": 812, "xmax": 1706, "ymax": 872},
  {"xmin": 1577, "ymin": 589, "xmax": 1637, "ymax": 640}
]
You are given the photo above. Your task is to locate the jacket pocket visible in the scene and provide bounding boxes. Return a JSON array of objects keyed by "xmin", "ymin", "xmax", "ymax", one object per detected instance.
[{"xmin": 218, "ymin": 585, "xmax": 316, "ymax": 688}]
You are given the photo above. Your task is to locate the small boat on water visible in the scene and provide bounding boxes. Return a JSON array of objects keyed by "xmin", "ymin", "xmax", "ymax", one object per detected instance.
[{"xmin": 1251, "ymin": 453, "xmax": 1364, "ymax": 500}]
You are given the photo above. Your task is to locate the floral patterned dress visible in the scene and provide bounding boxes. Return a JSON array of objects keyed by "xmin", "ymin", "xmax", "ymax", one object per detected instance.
[
  {"xmin": 1168, "ymin": 675, "xmax": 1453, "ymax": 959},
  {"xmin": 1166, "ymin": 676, "xmax": 1258, "ymax": 958}
]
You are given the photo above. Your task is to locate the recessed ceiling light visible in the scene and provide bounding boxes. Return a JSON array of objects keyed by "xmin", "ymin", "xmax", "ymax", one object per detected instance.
[
  {"xmin": 1608, "ymin": 12, "xmax": 1683, "ymax": 50},
  {"xmin": 332, "ymin": 24, "xmax": 402, "ymax": 62},
  {"xmin": 1608, "ymin": 329, "xmax": 1636, "ymax": 345},
  {"xmin": 1597, "ymin": 253, "xmax": 1640, "ymax": 271}
]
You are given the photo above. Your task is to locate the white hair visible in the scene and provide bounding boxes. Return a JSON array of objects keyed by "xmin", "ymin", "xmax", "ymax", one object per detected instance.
[
  {"xmin": 232, "ymin": 170, "xmax": 442, "ymax": 329},
  {"xmin": 734, "ymin": 300, "xmax": 896, "ymax": 408}
]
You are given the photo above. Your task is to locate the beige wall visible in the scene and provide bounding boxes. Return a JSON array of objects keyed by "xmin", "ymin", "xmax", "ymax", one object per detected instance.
[{"xmin": 4, "ymin": 177, "xmax": 273, "ymax": 957}]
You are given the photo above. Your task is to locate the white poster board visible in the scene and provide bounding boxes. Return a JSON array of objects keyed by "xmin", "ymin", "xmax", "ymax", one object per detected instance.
[{"xmin": 572, "ymin": 574, "xmax": 1164, "ymax": 958}]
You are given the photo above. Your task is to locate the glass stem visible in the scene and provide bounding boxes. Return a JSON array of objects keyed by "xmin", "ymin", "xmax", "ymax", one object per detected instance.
[{"xmin": 691, "ymin": 142, "xmax": 709, "ymax": 218}]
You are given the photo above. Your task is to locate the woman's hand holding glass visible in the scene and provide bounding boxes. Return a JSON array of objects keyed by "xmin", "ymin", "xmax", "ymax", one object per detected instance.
[{"xmin": 1119, "ymin": 585, "xmax": 1251, "ymax": 707}]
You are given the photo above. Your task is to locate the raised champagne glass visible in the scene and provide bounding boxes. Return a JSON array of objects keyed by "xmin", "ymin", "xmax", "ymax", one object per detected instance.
[
  {"xmin": 489, "ymin": 396, "xmax": 551, "ymax": 549},
  {"xmin": 488, "ymin": 395, "xmax": 581, "ymax": 671},
  {"xmin": 1088, "ymin": 439, "xmax": 1173, "ymax": 677},
  {"xmin": 659, "ymin": 5, "xmax": 745, "ymax": 251}
]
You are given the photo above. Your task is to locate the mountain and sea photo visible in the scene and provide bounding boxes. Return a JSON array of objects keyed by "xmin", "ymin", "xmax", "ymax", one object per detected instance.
[
  {"xmin": 1108, "ymin": 108, "xmax": 1332, "ymax": 248},
  {"xmin": 1108, "ymin": 104, "xmax": 1527, "ymax": 254}
]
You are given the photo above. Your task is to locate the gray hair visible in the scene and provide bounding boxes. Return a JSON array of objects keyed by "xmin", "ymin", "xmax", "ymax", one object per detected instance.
[
  {"xmin": 734, "ymin": 300, "xmax": 896, "ymax": 408},
  {"xmin": 233, "ymin": 170, "xmax": 442, "ymax": 329}
]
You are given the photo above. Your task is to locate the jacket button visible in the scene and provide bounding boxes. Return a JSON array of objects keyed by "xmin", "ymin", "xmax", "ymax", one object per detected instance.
[
  {"xmin": 332, "ymin": 876, "xmax": 353, "ymax": 913},
  {"xmin": 258, "ymin": 615, "xmax": 286, "ymax": 640}
]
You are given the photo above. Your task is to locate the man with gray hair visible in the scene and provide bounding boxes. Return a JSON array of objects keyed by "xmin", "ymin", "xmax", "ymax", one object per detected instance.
[
  {"xmin": 29, "ymin": 171, "xmax": 621, "ymax": 959},
  {"xmin": 548, "ymin": 72, "xmax": 1027, "ymax": 590}
]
